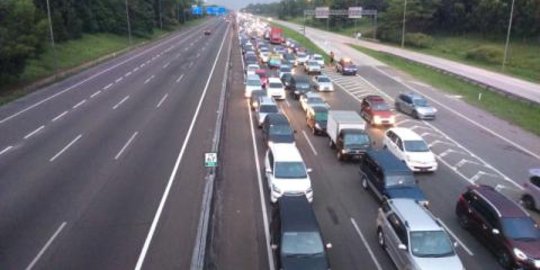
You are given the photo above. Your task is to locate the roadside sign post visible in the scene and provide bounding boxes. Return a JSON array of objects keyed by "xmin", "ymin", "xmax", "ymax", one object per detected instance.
[{"xmin": 204, "ymin": 153, "xmax": 218, "ymax": 168}]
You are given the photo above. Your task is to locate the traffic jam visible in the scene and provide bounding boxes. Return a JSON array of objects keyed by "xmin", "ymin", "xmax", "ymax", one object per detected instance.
[{"xmin": 236, "ymin": 13, "xmax": 540, "ymax": 270}]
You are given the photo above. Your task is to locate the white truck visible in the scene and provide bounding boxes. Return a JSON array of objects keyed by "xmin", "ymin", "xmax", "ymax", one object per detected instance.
[{"xmin": 327, "ymin": 110, "xmax": 371, "ymax": 161}]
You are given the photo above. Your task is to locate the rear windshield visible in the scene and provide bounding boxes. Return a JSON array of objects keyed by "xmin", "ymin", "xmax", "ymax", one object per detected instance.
[
  {"xmin": 269, "ymin": 125, "xmax": 293, "ymax": 135},
  {"xmin": 282, "ymin": 231, "xmax": 324, "ymax": 256},
  {"xmin": 410, "ymin": 230, "xmax": 455, "ymax": 258},
  {"xmin": 247, "ymin": 79, "xmax": 260, "ymax": 86},
  {"xmin": 280, "ymin": 67, "xmax": 292, "ymax": 72},
  {"xmin": 260, "ymin": 105, "xmax": 278, "ymax": 113},
  {"xmin": 269, "ymin": 82, "xmax": 283, "ymax": 88},
  {"xmin": 308, "ymin": 97, "xmax": 324, "ymax": 103},
  {"xmin": 315, "ymin": 112, "xmax": 328, "ymax": 121}
]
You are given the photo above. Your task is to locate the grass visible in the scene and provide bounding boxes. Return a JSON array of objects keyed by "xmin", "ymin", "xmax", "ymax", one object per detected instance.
[
  {"xmin": 351, "ymin": 45, "xmax": 540, "ymax": 136},
  {"xmin": 270, "ymin": 21, "xmax": 330, "ymax": 62}
]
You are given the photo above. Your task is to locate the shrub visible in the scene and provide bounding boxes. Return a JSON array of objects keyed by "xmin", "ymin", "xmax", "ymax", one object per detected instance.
[
  {"xmin": 465, "ymin": 46, "xmax": 503, "ymax": 64},
  {"xmin": 405, "ymin": 33, "xmax": 433, "ymax": 48}
]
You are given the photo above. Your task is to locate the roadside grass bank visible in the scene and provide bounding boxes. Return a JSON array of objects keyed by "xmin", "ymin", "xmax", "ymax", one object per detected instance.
[
  {"xmin": 270, "ymin": 21, "xmax": 330, "ymax": 62},
  {"xmin": 351, "ymin": 45, "xmax": 540, "ymax": 136}
]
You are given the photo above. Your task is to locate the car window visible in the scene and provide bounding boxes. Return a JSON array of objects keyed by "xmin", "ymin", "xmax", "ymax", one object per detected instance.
[
  {"xmin": 385, "ymin": 174, "xmax": 416, "ymax": 187},
  {"xmin": 396, "ymin": 138, "xmax": 404, "ymax": 151},
  {"xmin": 269, "ymin": 125, "xmax": 293, "ymax": 135},
  {"xmin": 247, "ymin": 79, "xmax": 260, "ymax": 86},
  {"xmin": 501, "ymin": 217, "xmax": 540, "ymax": 240},
  {"xmin": 403, "ymin": 140, "xmax": 429, "ymax": 152},
  {"xmin": 274, "ymin": 162, "xmax": 307, "ymax": 179},
  {"xmin": 470, "ymin": 197, "xmax": 497, "ymax": 226},
  {"xmin": 388, "ymin": 213, "xmax": 408, "ymax": 245},
  {"xmin": 317, "ymin": 77, "xmax": 331, "ymax": 83},
  {"xmin": 410, "ymin": 230, "xmax": 455, "ymax": 258},
  {"xmin": 269, "ymin": 82, "xmax": 283, "ymax": 88},
  {"xmin": 315, "ymin": 112, "xmax": 327, "ymax": 121},
  {"xmin": 268, "ymin": 151, "xmax": 274, "ymax": 169},
  {"xmin": 344, "ymin": 133, "xmax": 370, "ymax": 146},
  {"xmin": 282, "ymin": 231, "xmax": 324, "ymax": 255},
  {"xmin": 308, "ymin": 97, "xmax": 324, "ymax": 103},
  {"xmin": 260, "ymin": 105, "xmax": 279, "ymax": 113},
  {"xmin": 413, "ymin": 98, "xmax": 428, "ymax": 107},
  {"xmin": 372, "ymin": 102, "xmax": 390, "ymax": 111}
]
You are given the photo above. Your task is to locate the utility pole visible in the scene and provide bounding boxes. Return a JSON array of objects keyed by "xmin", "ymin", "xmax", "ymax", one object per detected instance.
[
  {"xmin": 401, "ymin": 0, "xmax": 407, "ymax": 48},
  {"xmin": 125, "ymin": 0, "xmax": 132, "ymax": 45},
  {"xmin": 159, "ymin": 0, "xmax": 163, "ymax": 29},
  {"xmin": 502, "ymin": 0, "xmax": 515, "ymax": 70},
  {"xmin": 45, "ymin": 0, "xmax": 58, "ymax": 77}
]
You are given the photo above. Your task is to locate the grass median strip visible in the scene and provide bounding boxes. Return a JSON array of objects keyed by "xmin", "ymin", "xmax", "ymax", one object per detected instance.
[
  {"xmin": 271, "ymin": 22, "xmax": 330, "ymax": 62},
  {"xmin": 351, "ymin": 45, "xmax": 540, "ymax": 136}
]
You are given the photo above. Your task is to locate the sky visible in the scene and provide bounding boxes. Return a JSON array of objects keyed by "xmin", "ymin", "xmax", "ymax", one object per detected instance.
[{"xmin": 206, "ymin": 0, "xmax": 278, "ymax": 11}]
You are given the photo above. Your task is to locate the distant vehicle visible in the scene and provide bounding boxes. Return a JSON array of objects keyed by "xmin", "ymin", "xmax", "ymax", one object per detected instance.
[
  {"xmin": 266, "ymin": 77, "xmax": 286, "ymax": 100},
  {"xmin": 280, "ymin": 73, "xmax": 294, "ymax": 90},
  {"xmin": 336, "ymin": 58, "xmax": 358, "ymax": 75},
  {"xmin": 250, "ymin": 90, "xmax": 266, "ymax": 111},
  {"xmin": 204, "ymin": 29, "xmax": 211, "ymax": 35},
  {"xmin": 521, "ymin": 168, "xmax": 540, "ymax": 210},
  {"xmin": 312, "ymin": 75, "xmax": 334, "ymax": 92},
  {"xmin": 395, "ymin": 93, "xmax": 437, "ymax": 120},
  {"xmin": 265, "ymin": 144, "xmax": 313, "ymax": 203},
  {"xmin": 299, "ymin": 92, "xmax": 328, "ymax": 112},
  {"xmin": 278, "ymin": 64, "xmax": 292, "ymax": 78},
  {"xmin": 378, "ymin": 199, "xmax": 463, "ymax": 270},
  {"xmin": 268, "ymin": 53, "xmax": 282, "ymax": 69},
  {"xmin": 295, "ymin": 51, "xmax": 309, "ymax": 65},
  {"xmin": 360, "ymin": 95, "xmax": 396, "ymax": 126},
  {"xmin": 327, "ymin": 110, "xmax": 370, "ymax": 161},
  {"xmin": 255, "ymin": 69, "xmax": 269, "ymax": 88},
  {"xmin": 383, "ymin": 128, "xmax": 438, "ymax": 172},
  {"xmin": 304, "ymin": 60, "xmax": 321, "ymax": 75},
  {"xmin": 290, "ymin": 75, "xmax": 311, "ymax": 99},
  {"xmin": 245, "ymin": 64, "xmax": 260, "ymax": 76},
  {"xmin": 262, "ymin": 113, "xmax": 295, "ymax": 146},
  {"xmin": 244, "ymin": 74, "xmax": 263, "ymax": 98},
  {"xmin": 306, "ymin": 105, "xmax": 328, "ymax": 135},
  {"xmin": 244, "ymin": 54, "xmax": 259, "ymax": 66},
  {"xmin": 273, "ymin": 45, "xmax": 287, "ymax": 54},
  {"xmin": 260, "ymin": 51, "xmax": 270, "ymax": 63},
  {"xmin": 282, "ymin": 53, "xmax": 296, "ymax": 66},
  {"xmin": 257, "ymin": 96, "xmax": 279, "ymax": 127},
  {"xmin": 271, "ymin": 196, "xmax": 332, "ymax": 270},
  {"xmin": 456, "ymin": 185, "xmax": 540, "ymax": 269},
  {"xmin": 311, "ymin": 54, "xmax": 325, "ymax": 67},
  {"xmin": 270, "ymin": 27, "xmax": 284, "ymax": 44}
]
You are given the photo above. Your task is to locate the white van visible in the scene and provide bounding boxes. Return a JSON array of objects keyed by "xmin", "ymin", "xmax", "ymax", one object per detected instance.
[{"xmin": 383, "ymin": 127, "xmax": 438, "ymax": 172}]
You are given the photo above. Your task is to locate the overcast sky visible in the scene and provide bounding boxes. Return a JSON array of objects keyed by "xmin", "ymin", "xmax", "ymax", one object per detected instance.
[{"xmin": 206, "ymin": 0, "xmax": 278, "ymax": 11}]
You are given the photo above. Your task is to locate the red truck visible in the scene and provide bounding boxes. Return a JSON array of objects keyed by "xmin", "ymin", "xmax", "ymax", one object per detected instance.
[{"xmin": 269, "ymin": 27, "xmax": 284, "ymax": 44}]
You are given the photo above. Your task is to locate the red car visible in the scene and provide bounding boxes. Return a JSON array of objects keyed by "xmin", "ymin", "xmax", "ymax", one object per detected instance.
[
  {"xmin": 360, "ymin": 95, "xmax": 395, "ymax": 126},
  {"xmin": 255, "ymin": 69, "xmax": 269, "ymax": 88}
]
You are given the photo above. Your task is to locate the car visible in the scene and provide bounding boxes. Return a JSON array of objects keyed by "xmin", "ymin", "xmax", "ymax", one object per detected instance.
[
  {"xmin": 304, "ymin": 60, "xmax": 321, "ymax": 75},
  {"xmin": 245, "ymin": 64, "xmax": 260, "ymax": 76},
  {"xmin": 265, "ymin": 144, "xmax": 313, "ymax": 203},
  {"xmin": 262, "ymin": 113, "xmax": 295, "ymax": 146},
  {"xmin": 278, "ymin": 64, "xmax": 292, "ymax": 78},
  {"xmin": 266, "ymin": 77, "xmax": 286, "ymax": 100},
  {"xmin": 360, "ymin": 95, "xmax": 396, "ymax": 126},
  {"xmin": 244, "ymin": 74, "xmax": 263, "ymax": 98},
  {"xmin": 312, "ymin": 75, "xmax": 334, "ymax": 92},
  {"xmin": 521, "ymin": 168, "xmax": 540, "ymax": 211},
  {"xmin": 280, "ymin": 73, "xmax": 294, "ymax": 90},
  {"xmin": 204, "ymin": 29, "xmax": 211, "ymax": 35},
  {"xmin": 268, "ymin": 53, "xmax": 282, "ymax": 69},
  {"xmin": 310, "ymin": 53, "xmax": 325, "ymax": 67},
  {"xmin": 260, "ymin": 51, "xmax": 270, "ymax": 63},
  {"xmin": 250, "ymin": 90, "xmax": 266, "ymax": 111},
  {"xmin": 270, "ymin": 196, "xmax": 332, "ymax": 270},
  {"xmin": 360, "ymin": 149, "xmax": 429, "ymax": 205},
  {"xmin": 244, "ymin": 54, "xmax": 259, "ymax": 66},
  {"xmin": 257, "ymin": 96, "xmax": 280, "ymax": 127},
  {"xmin": 395, "ymin": 93, "xmax": 437, "ymax": 120},
  {"xmin": 336, "ymin": 58, "xmax": 358, "ymax": 75},
  {"xmin": 273, "ymin": 45, "xmax": 286, "ymax": 54},
  {"xmin": 383, "ymin": 127, "xmax": 438, "ymax": 172},
  {"xmin": 290, "ymin": 75, "xmax": 311, "ymax": 99},
  {"xmin": 299, "ymin": 92, "xmax": 328, "ymax": 112},
  {"xmin": 306, "ymin": 105, "xmax": 328, "ymax": 135},
  {"xmin": 456, "ymin": 185, "xmax": 540, "ymax": 269},
  {"xmin": 282, "ymin": 53, "xmax": 296, "ymax": 66},
  {"xmin": 255, "ymin": 69, "xmax": 269, "ymax": 88},
  {"xmin": 377, "ymin": 199, "xmax": 464, "ymax": 270},
  {"xmin": 295, "ymin": 51, "xmax": 309, "ymax": 65}
]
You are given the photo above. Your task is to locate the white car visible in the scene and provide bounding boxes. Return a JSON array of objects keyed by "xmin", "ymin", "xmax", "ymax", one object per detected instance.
[
  {"xmin": 266, "ymin": 77, "xmax": 286, "ymax": 100},
  {"xmin": 265, "ymin": 144, "xmax": 313, "ymax": 203},
  {"xmin": 257, "ymin": 96, "xmax": 280, "ymax": 127},
  {"xmin": 295, "ymin": 52, "xmax": 309, "ymax": 65},
  {"xmin": 304, "ymin": 60, "xmax": 321, "ymax": 74},
  {"xmin": 299, "ymin": 92, "xmax": 328, "ymax": 112},
  {"xmin": 244, "ymin": 74, "xmax": 263, "ymax": 98},
  {"xmin": 313, "ymin": 75, "xmax": 334, "ymax": 91},
  {"xmin": 383, "ymin": 127, "xmax": 438, "ymax": 172},
  {"xmin": 245, "ymin": 64, "xmax": 260, "ymax": 76},
  {"xmin": 259, "ymin": 51, "xmax": 270, "ymax": 63},
  {"xmin": 311, "ymin": 54, "xmax": 325, "ymax": 67}
]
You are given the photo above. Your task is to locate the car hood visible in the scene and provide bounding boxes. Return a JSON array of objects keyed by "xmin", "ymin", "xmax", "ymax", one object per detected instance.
[
  {"xmin": 386, "ymin": 186, "xmax": 427, "ymax": 201},
  {"xmin": 318, "ymin": 82, "xmax": 333, "ymax": 87},
  {"xmin": 413, "ymin": 254, "xmax": 463, "ymax": 270},
  {"xmin": 407, "ymin": 152, "xmax": 436, "ymax": 164},
  {"xmin": 282, "ymin": 255, "xmax": 328, "ymax": 270},
  {"xmin": 511, "ymin": 239, "xmax": 540, "ymax": 259}
]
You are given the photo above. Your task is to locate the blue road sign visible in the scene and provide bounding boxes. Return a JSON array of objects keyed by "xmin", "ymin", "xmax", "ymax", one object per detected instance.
[{"xmin": 191, "ymin": 6, "xmax": 202, "ymax": 15}]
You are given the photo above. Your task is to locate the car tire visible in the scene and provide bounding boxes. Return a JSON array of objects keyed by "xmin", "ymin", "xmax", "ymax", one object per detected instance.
[
  {"xmin": 328, "ymin": 138, "xmax": 335, "ymax": 149},
  {"xmin": 361, "ymin": 176, "xmax": 368, "ymax": 190},
  {"xmin": 377, "ymin": 228, "xmax": 386, "ymax": 249},
  {"xmin": 521, "ymin": 194, "xmax": 536, "ymax": 210}
]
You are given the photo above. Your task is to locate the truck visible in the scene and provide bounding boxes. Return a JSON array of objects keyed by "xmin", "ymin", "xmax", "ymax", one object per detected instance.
[
  {"xmin": 270, "ymin": 27, "xmax": 284, "ymax": 44},
  {"xmin": 327, "ymin": 110, "xmax": 371, "ymax": 161}
]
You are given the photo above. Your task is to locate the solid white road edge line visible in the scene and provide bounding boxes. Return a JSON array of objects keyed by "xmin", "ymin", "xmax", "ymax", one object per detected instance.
[
  {"xmin": 350, "ymin": 218, "xmax": 383, "ymax": 270},
  {"xmin": 49, "ymin": 134, "xmax": 82, "ymax": 162},
  {"xmin": 437, "ymin": 218, "xmax": 474, "ymax": 256},
  {"xmin": 113, "ymin": 96, "xmax": 130, "ymax": 110},
  {"xmin": 134, "ymin": 24, "xmax": 230, "ymax": 270},
  {"xmin": 156, "ymin": 94, "xmax": 168, "ymax": 108},
  {"xmin": 115, "ymin": 131, "xmax": 139, "ymax": 160},
  {"xmin": 0, "ymin": 146, "xmax": 13, "ymax": 156},
  {"xmin": 52, "ymin": 111, "xmax": 68, "ymax": 122},
  {"xmin": 25, "ymin": 222, "xmax": 67, "ymax": 270},
  {"xmin": 302, "ymin": 130, "xmax": 318, "ymax": 156},
  {"xmin": 24, "ymin": 125, "xmax": 45, "ymax": 140}
]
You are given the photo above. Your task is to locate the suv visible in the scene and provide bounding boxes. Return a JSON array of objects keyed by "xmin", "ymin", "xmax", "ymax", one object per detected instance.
[
  {"xmin": 377, "ymin": 199, "xmax": 464, "ymax": 270},
  {"xmin": 262, "ymin": 113, "xmax": 295, "ymax": 146},
  {"xmin": 383, "ymin": 127, "xmax": 438, "ymax": 172},
  {"xmin": 336, "ymin": 58, "xmax": 358, "ymax": 75},
  {"xmin": 290, "ymin": 75, "xmax": 311, "ymax": 99},
  {"xmin": 271, "ymin": 196, "xmax": 331, "ymax": 270},
  {"xmin": 257, "ymin": 96, "xmax": 279, "ymax": 127},
  {"xmin": 360, "ymin": 95, "xmax": 395, "ymax": 126},
  {"xmin": 265, "ymin": 144, "xmax": 313, "ymax": 203},
  {"xmin": 360, "ymin": 150, "xmax": 429, "ymax": 206},
  {"xmin": 456, "ymin": 185, "xmax": 540, "ymax": 269},
  {"xmin": 306, "ymin": 105, "xmax": 328, "ymax": 135},
  {"xmin": 395, "ymin": 93, "xmax": 437, "ymax": 120}
]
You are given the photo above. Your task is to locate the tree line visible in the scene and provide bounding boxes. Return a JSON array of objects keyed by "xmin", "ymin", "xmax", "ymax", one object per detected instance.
[{"xmin": 0, "ymin": 0, "xmax": 203, "ymax": 88}]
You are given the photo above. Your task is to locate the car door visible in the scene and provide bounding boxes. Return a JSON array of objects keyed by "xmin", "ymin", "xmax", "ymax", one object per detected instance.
[
  {"xmin": 403, "ymin": 96, "xmax": 413, "ymax": 115},
  {"xmin": 530, "ymin": 176, "xmax": 540, "ymax": 204},
  {"xmin": 468, "ymin": 195, "xmax": 494, "ymax": 243},
  {"xmin": 265, "ymin": 150, "xmax": 274, "ymax": 187},
  {"xmin": 385, "ymin": 214, "xmax": 409, "ymax": 269}
]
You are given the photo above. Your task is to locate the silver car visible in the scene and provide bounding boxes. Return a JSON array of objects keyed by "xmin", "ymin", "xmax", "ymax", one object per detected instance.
[
  {"xmin": 256, "ymin": 96, "xmax": 279, "ymax": 127},
  {"xmin": 376, "ymin": 199, "xmax": 464, "ymax": 270},
  {"xmin": 395, "ymin": 93, "xmax": 437, "ymax": 120},
  {"xmin": 521, "ymin": 168, "xmax": 540, "ymax": 210}
]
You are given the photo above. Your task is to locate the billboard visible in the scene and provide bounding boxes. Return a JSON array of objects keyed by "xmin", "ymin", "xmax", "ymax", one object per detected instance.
[
  {"xmin": 348, "ymin": 7, "xmax": 363, "ymax": 18},
  {"xmin": 191, "ymin": 6, "xmax": 202, "ymax": 15},
  {"xmin": 315, "ymin": 7, "xmax": 330, "ymax": 19}
]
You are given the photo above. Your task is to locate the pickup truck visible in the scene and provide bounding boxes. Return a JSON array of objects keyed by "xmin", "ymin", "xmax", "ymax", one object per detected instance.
[{"xmin": 327, "ymin": 110, "xmax": 371, "ymax": 161}]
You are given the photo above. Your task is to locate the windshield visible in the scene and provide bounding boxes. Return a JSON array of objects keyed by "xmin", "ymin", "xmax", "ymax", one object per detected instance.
[
  {"xmin": 413, "ymin": 98, "xmax": 429, "ymax": 107},
  {"xmin": 282, "ymin": 232, "xmax": 324, "ymax": 256},
  {"xmin": 372, "ymin": 102, "xmax": 390, "ymax": 111},
  {"xmin": 269, "ymin": 125, "xmax": 293, "ymax": 136},
  {"xmin": 315, "ymin": 112, "xmax": 327, "ymax": 121},
  {"xmin": 308, "ymin": 97, "xmax": 324, "ymax": 103},
  {"xmin": 247, "ymin": 79, "xmax": 260, "ymax": 86},
  {"xmin": 308, "ymin": 61, "xmax": 318, "ymax": 66},
  {"xmin": 280, "ymin": 67, "xmax": 291, "ymax": 72},
  {"xmin": 410, "ymin": 231, "xmax": 455, "ymax": 258},
  {"xmin": 317, "ymin": 77, "xmax": 331, "ymax": 83},
  {"xmin": 275, "ymin": 162, "xmax": 307, "ymax": 179},
  {"xmin": 501, "ymin": 217, "xmax": 540, "ymax": 240},
  {"xmin": 260, "ymin": 105, "xmax": 278, "ymax": 113},
  {"xmin": 269, "ymin": 82, "xmax": 283, "ymax": 89},
  {"xmin": 385, "ymin": 174, "xmax": 416, "ymax": 187},
  {"xmin": 344, "ymin": 133, "xmax": 370, "ymax": 146},
  {"xmin": 404, "ymin": 140, "xmax": 430, "ymax": 152}
]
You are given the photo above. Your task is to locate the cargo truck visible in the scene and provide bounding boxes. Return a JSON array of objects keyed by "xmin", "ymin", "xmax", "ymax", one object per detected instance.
[
  {"xmin": 327, "ymin": 110, "xmax": 371, "ymax": 161},
  {"xmin": 270, "ymin": 27, "xmax": 284, "ymax": 44}
]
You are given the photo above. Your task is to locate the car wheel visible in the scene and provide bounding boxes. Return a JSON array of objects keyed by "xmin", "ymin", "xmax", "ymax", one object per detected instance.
[
  {"xmin": 361, "ymin": 176, "xmax": 368, "ymax": 190},
  {"xmin": 413, "ymin": 110, "xmax": 419, "ymax": 119},
  {"xmin": 521, "ymin": 194, "xmax": 536, "ymax": 210},
  {"xmin": 497, "ymin": 250, "xmax": 513, "ymax": 269},
  {"xmin": 328, "ymin": 138, "xmax": 335, "ymax": 149},
  {"xmin": 457, "ymin": 214, "xmax": 470, "ymax": 229},
  {"xmin": 337, "ymin": 151, "xmax": 343, "ymax": 161},
  {"xmin": 377, "ymin": 228, "xmax": 386, "ymax": 249}
]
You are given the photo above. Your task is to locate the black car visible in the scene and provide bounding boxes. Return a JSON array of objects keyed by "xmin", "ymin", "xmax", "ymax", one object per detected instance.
[
  {"xmin": 250, "ymin": 90, "xmax": 266, "ymax": 111},
  {"xmin": 262, "ymin": 113, "xmax": 295, "ymax": 146},
  {"xmin": 282, "ymin": 53, "xmax": 297, "ymax": 66},
  {"xmin": 281, "ymin": 73, "xmax": 294, "ymax": 90},
  {"xmin": 290, "ymin": 75, "xmax": 311, "ymax": 99},
  {"xmin": 271, "ymin": 196, "xmax": 332, "ymax": 270},
  {"xmin": 360, "ymin": 149, "xmax": 429, "ymax": 206}
]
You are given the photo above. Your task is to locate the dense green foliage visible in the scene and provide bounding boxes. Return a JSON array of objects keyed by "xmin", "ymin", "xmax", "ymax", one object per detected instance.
[{"xmin": 0, "ymin": 0, "xmax": 203, "ymax": 89}]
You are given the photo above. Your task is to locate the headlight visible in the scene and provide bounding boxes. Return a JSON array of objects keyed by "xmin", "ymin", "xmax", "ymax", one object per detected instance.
[
  {"xmin": 513, "ymin": 248, "xmax": 528, "ymax": 261},
  {"xmin": 373, "ymin": 115, "xmax": 382, "ymax": 124},
  {"xmin": 271, "ymin": 184, "xmax": 282, "ymax": 193},
  {"xmin": 341, "ymin": 149, "xmax": 347, "ymax": 154},
  {"xmin": 389, "ymin": 115, "xmax": 396, "ymax": 124}
]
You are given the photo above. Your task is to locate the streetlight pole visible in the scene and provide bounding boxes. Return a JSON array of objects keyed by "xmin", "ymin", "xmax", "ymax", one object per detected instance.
[
  {"xmin": 401, "ymin": 0, "xmax": 407, "ymax": 48},
  {"xmin": 125, "ymin": 0, "xmax": 132, "ymax": 45},
  {"xmin": 502, "ymin": 0, "xmax": 515, "ymax": 70},
  {"xmin": 159, "ymin": 0, "xmax": 163, "ymax": 29},
  {"xmin": 45, "ymin": 0, "xmax": 58, "ymax": 77}
]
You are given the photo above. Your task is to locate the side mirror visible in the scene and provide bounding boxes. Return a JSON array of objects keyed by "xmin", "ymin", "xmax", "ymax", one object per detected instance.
[
  {"xmin": 492, "ymin": 228, "xmax": 500, "ymax": 235},
  {"xmin": 326, "ymin": 243, "xmax": 333, "ymax": 249},
  {"xmin": 453, "ymin": 242, "xmax": 458, "ymax": 248},
  {"xmin": 266, "ymin": 168, "xmax": 272, "ymax": 174},
  {"xmin": 306, "ymin": 168, "xmax": 313, "ymax": 173},
  {"xmin": 271, "ymin": 244, "xmax": 278, "ymax": 250},
  {"xmin": 398, "ymin": 243, "xmax": 407, "ymax": 251}
]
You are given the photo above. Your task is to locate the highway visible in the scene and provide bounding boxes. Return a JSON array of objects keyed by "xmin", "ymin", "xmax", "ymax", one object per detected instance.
[{"xmin": 0, "ymin": 18, "xmax": 232, "ymax": 269}]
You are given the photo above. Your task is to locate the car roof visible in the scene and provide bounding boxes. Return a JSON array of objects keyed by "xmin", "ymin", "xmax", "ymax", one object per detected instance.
[
  {"xmin": 268, "ymin": 77, "xmax": 282, "ymax": 83},
  {"xmin": 366, "ymin": 149, "xmax": 411, "ymax": 174},
  {"xmin": 387, "ymin": 127, "xmax": 423, "ymax": 141},
  {"xmin": 365, "ymin": 95, "xmax": 386, "ymax": 103},
  {"xmin": 304, "ymin": 92, "xmax": 322, "ymax": 98},
  {"xmin": 293, "ymin": 75, "xmax": 310, "ymax": 81},
  {"xmin": 278, "ymin": 196, "xmax": 320, "ymax": 232},
  {"xmin": 265, "ymin": 113, "xmax": 290, "ymax": 125},
  {"xmin": 270, "ymin": 144, "xmax": 303, "ymax": 162},
  {"xmin": 468, "ymin": 185, "xmax": 530, "ymax": 218},
  {"xmin": 389, "ymin": 199, "xmax": 443, "ymax": 232},
  {"xmin": 246, "ymin": 74, "xmax": 260, "ymax": 80},
  {"xmin": 310, "ymin": 105, "xmax": 328, "ymax": 113}
]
